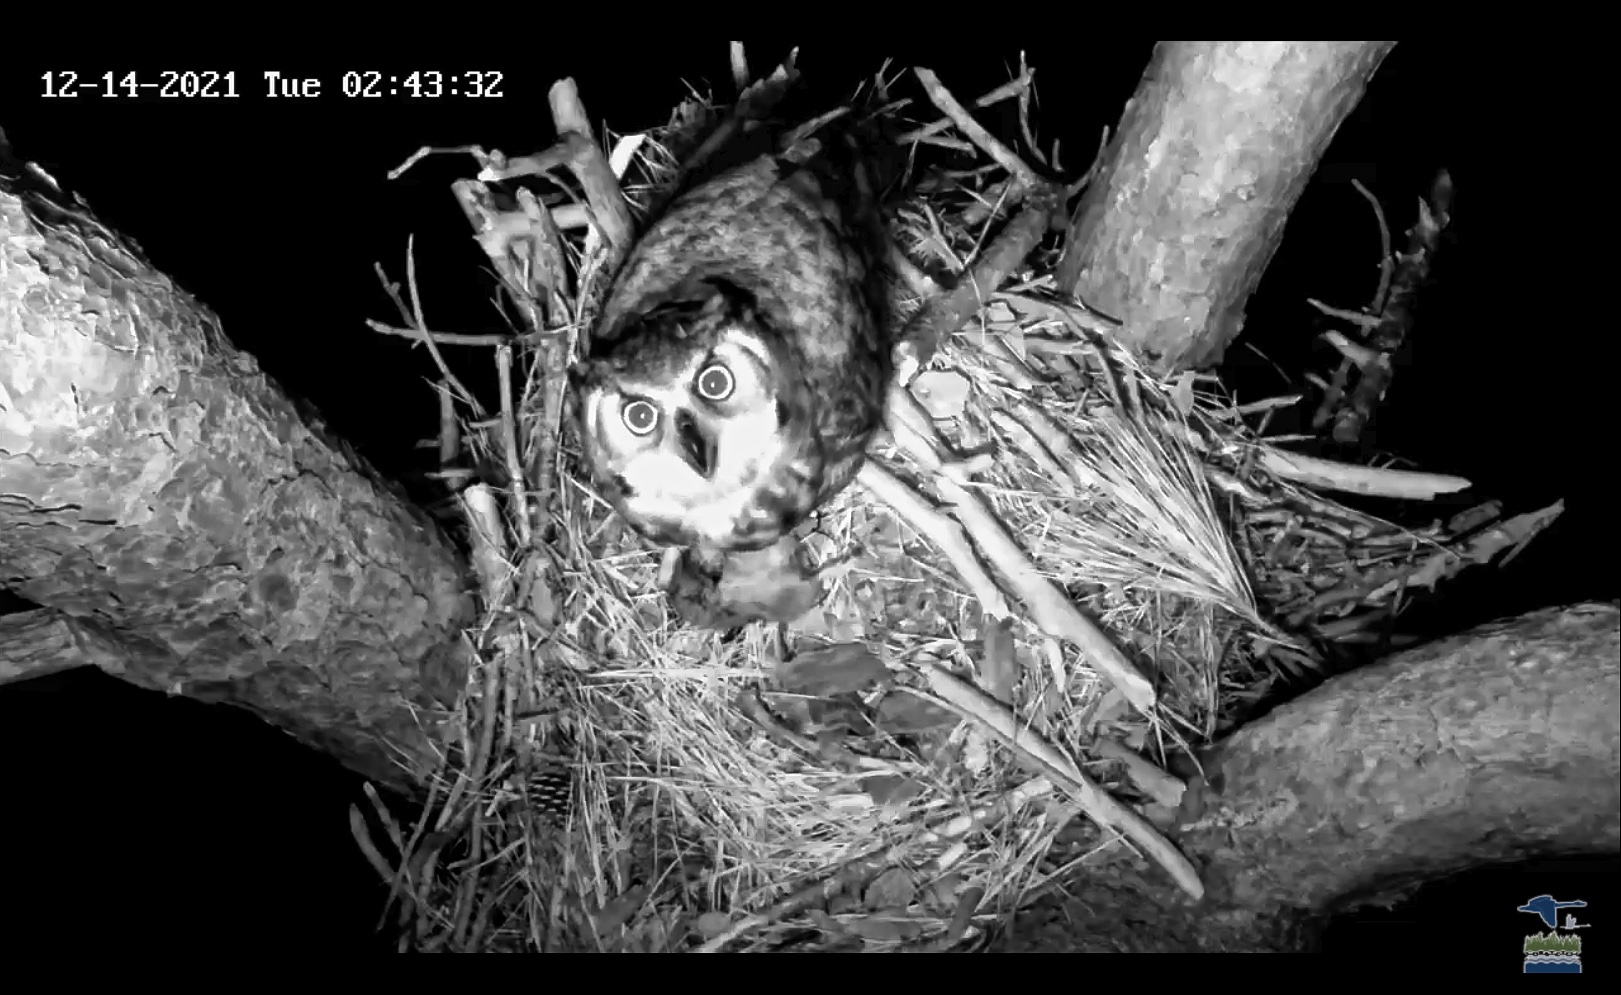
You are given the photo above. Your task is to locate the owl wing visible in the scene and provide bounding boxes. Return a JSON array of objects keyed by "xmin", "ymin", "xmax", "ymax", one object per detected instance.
[{"xmin": 600, "ymin": 123, "xmax": 890, "ymax": 333}]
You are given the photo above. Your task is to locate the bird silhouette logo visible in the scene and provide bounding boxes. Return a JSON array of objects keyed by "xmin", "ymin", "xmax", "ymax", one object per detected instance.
[{"xmin": 1517, "ymin": 895, "xmax": 1587, "ymax": 930}]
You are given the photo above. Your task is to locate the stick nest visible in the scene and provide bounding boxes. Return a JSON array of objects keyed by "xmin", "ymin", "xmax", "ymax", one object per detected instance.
[{"xmin": 364, "ymin": 55, "xmax": 1548, "ymax": 952}]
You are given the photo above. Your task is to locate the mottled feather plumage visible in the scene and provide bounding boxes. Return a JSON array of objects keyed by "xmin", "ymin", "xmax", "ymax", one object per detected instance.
[{"xmin": 575, "ymin": 113, "xmax": 897, "ymax": 552}]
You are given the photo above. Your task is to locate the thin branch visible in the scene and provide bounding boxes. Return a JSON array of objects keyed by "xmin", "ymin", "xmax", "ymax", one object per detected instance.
[
  {"xmin": 496, "ymin": 345, "xmax": 532, "ymax": 547},
  {"xmin": 400, "ymin": 240, "xmax": 483, "ymax": 419},
  {"xmin": 366, "ymin": 321, "xmax": 511, "ymax": 347},
  {"xmin": 896, "ymin": 69, "xmax": 1036, "ymax": 147},
  {"xmin": 896, "ymin": 183, "xmax": 1065, "ymax": 377},
  {"xmin": 913, "ymin": 67, "xmax": 1041, "ymax": 190}
]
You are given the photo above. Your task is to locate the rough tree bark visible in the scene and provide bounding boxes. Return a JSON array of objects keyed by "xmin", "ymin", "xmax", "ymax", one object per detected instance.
[
  {"xmin": 0, "ymin": 136, "xmax": 474, "ymax": 791},
  {"xmin": 1054, "ymin": 41, "xmax": 1395, "ymax": 372},
  {"xmin": 996, "ymin": 602, "xmax": 1620, "ymax": 952}
]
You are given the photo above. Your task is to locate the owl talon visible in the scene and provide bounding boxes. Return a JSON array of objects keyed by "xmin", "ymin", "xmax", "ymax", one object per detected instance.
[{"xmin": 661, "ymin": 536, "xmax": 825, "ymax": 632}]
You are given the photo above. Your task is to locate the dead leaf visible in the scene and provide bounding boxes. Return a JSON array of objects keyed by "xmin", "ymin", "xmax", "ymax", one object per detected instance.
[
  {"xmin": 924, "ymin": 874, "xmax": 965, "ymax": 910},
  {"xmin": 626, "ymin": 912, "xmax": 671, "ymax": 953},
  {"xmin": 777, "ymin": 642, "xmax": 889, "ymax": 696},
  {"xmin": 977, "ymin": 616, "xmax": 1019, "ymax": 703},
  {"xmin": 594, "ymin": 887, "xmax": 647, "ymax": 933},
  {"xmin": 1081, "ymin": 687, "xmax": 1129, "ymax": 733},
  {"xmin": 860, "ymin": 773, "xmax": 925, "ymax": 809},
  {"xmin": 809, "ymin": 694, "xmax": 877, "ymax": 738},
  {"xmin": 864, "ymin": 868, "xmax": 918, "ymax": 911},
  {"xmin": 695, "ymin": 911, "xmax": 732, "ymax": 939},
  {"xmin": 910, "ymin": 370, "xmax": 971, "ymax": 419},
  {"xmin": 1141, "ymin": 802, "xmax": 1177, "ymax": 828},
  {"xmin": 665, "ymin": 536, "xmax": 825, "ymax": 629},
  {"xmin": 842, "ymin": 914, "xmax": 928, "ymax": 942},
  {"xmin": 828, "ymin": 611, "xmax": 867, "ymax": 642},
  {"xmin": 876, "ymin": 692, "xmax": 959, "ymax": 735},
  {"xmin": 826, "ymin": 894, "xmax": 861, "ymax": 916}
]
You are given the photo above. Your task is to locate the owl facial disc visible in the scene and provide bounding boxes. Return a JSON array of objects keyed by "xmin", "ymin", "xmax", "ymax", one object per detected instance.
[{"xmin": 579, "ymin": 325, "xmax": 795, "ymax": 549}]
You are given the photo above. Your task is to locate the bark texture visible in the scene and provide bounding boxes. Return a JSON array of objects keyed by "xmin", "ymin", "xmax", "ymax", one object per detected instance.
[
  {"xmin": 0, "ymin": 143, "xmax": 474, "ymax": 790},
  {"xmin": 995, "ymin": 602, "xmax": 1620, "ymax": 951},
  {"xmin": 1054, "ymin": 41, "xmax": 1396, "ymax": 371}
]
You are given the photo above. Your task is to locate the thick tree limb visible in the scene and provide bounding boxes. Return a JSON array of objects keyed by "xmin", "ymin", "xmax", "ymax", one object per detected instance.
[
  {"xmin": 995, "ymin": 602, "xmax": 1620, "ymax": 951},
  {"xmin": 0, "ymin": 143, "xmax": 475, "ymax": 791},
  {"xmin": 1054, "ymin": 41, "xmax": 1397, "ymax": 371},
  {"xmin": 1186, "ymin": 601, "xmax": 1619, "ymax": 914}
]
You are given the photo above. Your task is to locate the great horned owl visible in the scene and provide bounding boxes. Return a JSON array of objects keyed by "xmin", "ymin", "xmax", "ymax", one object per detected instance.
[{"xmin": 574, "ymin": 114, "xmax": 896, "ymax": 552}]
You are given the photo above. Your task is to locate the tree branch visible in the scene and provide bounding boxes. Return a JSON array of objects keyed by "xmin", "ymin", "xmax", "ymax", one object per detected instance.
[{"xmin": 0, "ymin": 157, "xmax": 476, "ymax": 790}]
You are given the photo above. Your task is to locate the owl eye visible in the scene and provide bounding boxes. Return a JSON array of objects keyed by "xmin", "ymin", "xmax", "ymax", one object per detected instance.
[
  {"xmin": 695, "ymin": 363, "xmax": 734, "ymax": 401},
  {"xmin": 621, "ymin": 399, "xmax": 660, "ymax": 436}
]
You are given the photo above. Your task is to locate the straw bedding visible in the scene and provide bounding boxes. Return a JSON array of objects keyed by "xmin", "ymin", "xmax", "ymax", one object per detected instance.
[{"xmin": 362, "ymin": 53, "xmax": 1516, "ymax": 952}]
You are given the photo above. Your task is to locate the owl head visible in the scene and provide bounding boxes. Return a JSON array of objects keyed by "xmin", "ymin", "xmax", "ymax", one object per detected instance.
[{"xmin": 575, "ymin": 282, "xmax": 823, "ymax": 551}]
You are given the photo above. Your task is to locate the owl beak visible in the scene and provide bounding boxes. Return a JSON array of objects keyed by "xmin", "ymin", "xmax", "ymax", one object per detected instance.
[{"xmin": 675, "ymin": 411, "xmax": 717, "ymax": 478}]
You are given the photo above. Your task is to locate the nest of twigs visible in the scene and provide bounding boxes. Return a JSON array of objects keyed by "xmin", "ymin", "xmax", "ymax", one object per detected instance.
[{"xmin": 362, "ymin": 50, "xmax": 1555, "ymax": 952}]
